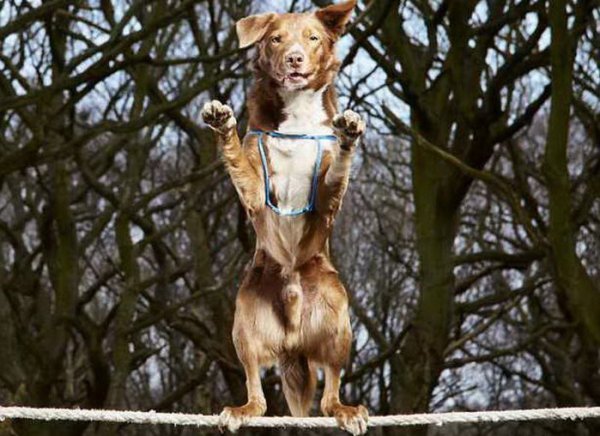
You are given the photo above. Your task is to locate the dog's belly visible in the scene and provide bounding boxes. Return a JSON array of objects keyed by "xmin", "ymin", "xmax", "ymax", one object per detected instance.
[{"xmin": 260, "ymin": 214, "xmax": 307, "ymax": 267}]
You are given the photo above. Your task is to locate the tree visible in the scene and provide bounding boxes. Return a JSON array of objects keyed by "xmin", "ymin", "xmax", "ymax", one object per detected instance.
[{"xmin": 1, "ymin": 1, "xmax": 599, "ymax": 435}]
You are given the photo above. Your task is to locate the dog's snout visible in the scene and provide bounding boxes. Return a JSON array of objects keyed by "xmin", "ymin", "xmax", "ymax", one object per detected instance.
[{"xmin": 286, "ymin": 51, "xmax": 304, "ymax": 67}]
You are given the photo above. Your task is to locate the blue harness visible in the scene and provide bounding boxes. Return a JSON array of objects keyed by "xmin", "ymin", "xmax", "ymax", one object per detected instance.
[{"xmin": 248, "ymin": 129, "xmax": 338, "ymax": 216}]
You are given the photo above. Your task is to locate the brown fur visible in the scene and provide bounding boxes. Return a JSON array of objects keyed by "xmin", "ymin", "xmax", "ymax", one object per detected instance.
[{"xmin": 205, "ymin": 1, "xmax": 368, "ymax": 433}]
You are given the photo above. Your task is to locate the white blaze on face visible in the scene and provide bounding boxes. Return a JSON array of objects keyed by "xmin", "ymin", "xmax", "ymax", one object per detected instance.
[
  {"xmin": 286, "ymin": 43, "xmax": 306, "ymax": 59},
  {"xmin": 282, "ymin": 42, "xmax": 309, "ymax": 89}
]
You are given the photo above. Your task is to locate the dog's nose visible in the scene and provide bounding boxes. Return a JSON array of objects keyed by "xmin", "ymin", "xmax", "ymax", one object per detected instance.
[{"xmin": 286, "ymin": 51, "xmax": 304, "ymax": 67}]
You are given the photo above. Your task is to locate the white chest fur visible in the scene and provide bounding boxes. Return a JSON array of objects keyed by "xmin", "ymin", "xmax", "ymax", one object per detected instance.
[
  {"xmin": 260, "ymin": 87, "xmax": 335, "ymax": 267},
  {"xmin": 269, "ymin": 87, "xmax": 334, "ymax": 211}
]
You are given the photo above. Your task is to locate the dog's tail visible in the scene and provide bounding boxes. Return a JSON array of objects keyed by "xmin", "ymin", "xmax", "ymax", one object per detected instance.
[{"xmin": 279, "ymin": 354, "xmax": 317, "ymax": 416}]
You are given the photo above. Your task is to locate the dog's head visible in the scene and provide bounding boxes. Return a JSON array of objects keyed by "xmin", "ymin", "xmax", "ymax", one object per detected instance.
[{"xmin": 236, "ymin": 1, "xmax": 356, "ymax": 91}]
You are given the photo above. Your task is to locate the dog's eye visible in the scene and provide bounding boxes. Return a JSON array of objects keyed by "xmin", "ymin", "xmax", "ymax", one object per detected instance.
[
  {"xmin": 271, "ymin": 35, "xmax": 282, "ymax": 43},
  {"xmin": 309, "ymin": 35, "xmax": 319, "ymax": 41}
]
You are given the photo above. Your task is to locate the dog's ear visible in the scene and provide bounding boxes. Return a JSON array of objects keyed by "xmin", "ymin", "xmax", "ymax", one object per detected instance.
[
  {"xmin": 315, "ymin": 0, "xmax": 356, "ymax": 38},
  {"xmin": 236, "ymin": 13, "xmax": 276, "ymax": 48}
]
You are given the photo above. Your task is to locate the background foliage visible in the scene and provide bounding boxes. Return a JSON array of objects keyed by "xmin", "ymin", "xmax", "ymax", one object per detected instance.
[{"xmin": 0, "ymin": 0, "xmax": 599, "ymax": 435}]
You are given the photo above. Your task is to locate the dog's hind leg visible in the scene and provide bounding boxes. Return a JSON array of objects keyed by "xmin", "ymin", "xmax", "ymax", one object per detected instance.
[
  {"xmin": 321, "ymin": 364, "xmax": 368, "ymax": 435},
  {"xmin": 279, "ymin": 354, "xmax": 317, "ymax": 417},
  {"xmin": 309, "ymin": 268, "xmax": 368, "ymax": 435},
  {"xmin": 219, "ymin": 266, "xmax": 284, "ymax": 432},
  {"xmin": 218, "ymin": 353, "xmax": 266, "ymax": 433}
]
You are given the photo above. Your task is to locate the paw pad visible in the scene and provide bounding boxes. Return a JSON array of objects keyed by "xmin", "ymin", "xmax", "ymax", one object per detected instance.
[
  {"xmin": 333, "ymin": 110, "xmax": 365, "ymax": 139},
  {"xmin": 201, "ymin": 100, "xmax": 236, "ymax": 133}
]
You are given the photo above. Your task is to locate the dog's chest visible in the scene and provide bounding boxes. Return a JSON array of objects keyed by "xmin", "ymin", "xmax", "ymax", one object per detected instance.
[
  {"xmin": 270, "ymin": 88, "xmax": 333, "ymax": 211},
  {"xmin": 268, "ymin": 138, "xmax": 321, "ymax": 210}
]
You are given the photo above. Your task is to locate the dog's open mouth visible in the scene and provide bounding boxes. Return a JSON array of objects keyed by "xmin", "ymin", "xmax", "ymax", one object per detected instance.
[{"xmin": 284, "ymin": 72, "xmax": 311, "ymax": 85}]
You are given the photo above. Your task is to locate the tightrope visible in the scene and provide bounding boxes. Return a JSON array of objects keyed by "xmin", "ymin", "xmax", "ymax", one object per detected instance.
[{"xmin": 1, "ymin": 406, "xmax": 600, "ymax": 428}]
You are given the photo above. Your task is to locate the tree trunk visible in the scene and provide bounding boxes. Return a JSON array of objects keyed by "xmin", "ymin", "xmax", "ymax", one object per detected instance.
[
  {"xmin": 543, "ymin": 0, "xmax": 600, "ymax": 345},
  {"xmin": 543, "ymin": 3, "xmax": 600, "ymax": 433},
  {"xmin": 386, "ymin": 124, "xmax": 458, "ymax": 436}
]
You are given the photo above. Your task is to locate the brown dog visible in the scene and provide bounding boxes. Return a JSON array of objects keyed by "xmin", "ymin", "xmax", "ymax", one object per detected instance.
[{"xmin": 202, "ymin": 1, "xmax": 367, "ymax": 434}]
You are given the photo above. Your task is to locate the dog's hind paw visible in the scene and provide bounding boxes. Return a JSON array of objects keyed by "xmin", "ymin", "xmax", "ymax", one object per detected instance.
[
  {"xmin": 218, "ymin": 407, "xmax": 244, "ymax": 433},
  {"xmin": 218, "ymin": 402, "xmax": 266, "ymax": 433},
  {"xmin": 202, "ymin": 100, "xmax": 236, "ymax": 135},
  {"xmin": 332, "ymin": 404, "xmax": 369, "ymax": 435},
  {"xmin": 333, "ymin": 110, "xmax": 365, "ymax": 148}
]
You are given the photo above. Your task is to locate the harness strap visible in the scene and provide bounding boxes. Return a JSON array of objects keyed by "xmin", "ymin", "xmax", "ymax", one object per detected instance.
[{"xmin": 247, "ymin": 129, "xmax": 337, "ymax": 217}]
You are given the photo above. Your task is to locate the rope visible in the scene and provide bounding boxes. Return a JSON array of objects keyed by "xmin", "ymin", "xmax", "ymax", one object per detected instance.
[{"xmin": 1, "ymin": 406, "xmax": 600, "ymax": 428}]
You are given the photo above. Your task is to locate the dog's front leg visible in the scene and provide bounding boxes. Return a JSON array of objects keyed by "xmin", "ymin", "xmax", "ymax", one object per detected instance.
[
  {"xmin": 320, "ymin": 110, "xmax": 365, "ymax": 216},
  {"xmin": 202, "ymin": 100, "xmax": 264, "ymax": 215}
]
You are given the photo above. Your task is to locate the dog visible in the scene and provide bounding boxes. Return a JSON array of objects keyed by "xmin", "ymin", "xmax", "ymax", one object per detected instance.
[{"xmin": 201, "ymin": 1, "xmax": 367, "ymax": 434}]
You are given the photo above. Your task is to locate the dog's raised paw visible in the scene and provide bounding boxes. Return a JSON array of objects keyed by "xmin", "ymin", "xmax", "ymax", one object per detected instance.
[
  {"xmin": 333, "ymin": 404, "xmax": 369, "ymax": 435},
  {"xmin": 333, "ymin": 110, "xmax": 365, "ymax": 141},
  {"xmin": 202, "ymin": 100, "xmax": 236, "ymax": 134}
]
